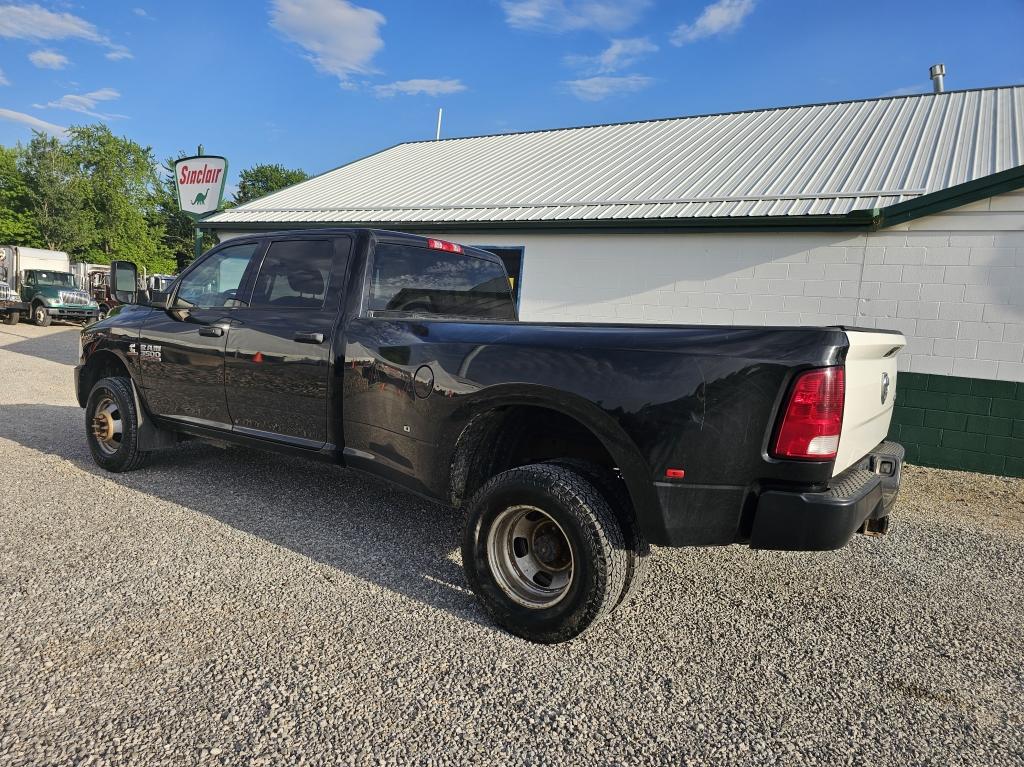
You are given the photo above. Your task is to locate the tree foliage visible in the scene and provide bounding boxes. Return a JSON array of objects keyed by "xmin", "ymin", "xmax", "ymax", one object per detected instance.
[
  {"xmin": 18, "ymin": 133, "xmax": 94, "ymax": 254},
  {"xmin": 0, "ymin": 146, "xmax": 42, "ymax": 246},
  {"xmin": 67, "ymin": 125, "xmax": 171, "ymax": 271},
  {"xmin": 233, "ymin": 163, "xmax": 309, "ymax": 205},
  {"xmin": 0, "ymin": 126, "xmax": 305, "ymax": 275}
]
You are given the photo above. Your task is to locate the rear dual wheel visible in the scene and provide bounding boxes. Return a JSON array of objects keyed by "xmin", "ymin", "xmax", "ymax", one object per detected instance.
[{"xmin": 462, "ymin": 463, "xmax": 641, "ymax": 644}]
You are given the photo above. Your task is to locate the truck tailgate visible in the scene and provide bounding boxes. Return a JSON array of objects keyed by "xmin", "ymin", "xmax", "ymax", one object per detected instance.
[{"xmin": 833, "ymin": 330, "xmax": 906, "ymax": 475}]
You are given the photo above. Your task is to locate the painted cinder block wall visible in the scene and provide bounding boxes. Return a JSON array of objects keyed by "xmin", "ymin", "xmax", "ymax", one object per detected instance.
[{"xmin": 430, "ymin": 188, "xmax": 1024, "ymax": 477}]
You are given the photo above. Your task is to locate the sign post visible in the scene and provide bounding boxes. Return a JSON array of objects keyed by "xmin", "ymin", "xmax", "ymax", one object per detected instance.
[{"xmin": 173, "ymin": 146, "xmax": 228, "ymax": 263}]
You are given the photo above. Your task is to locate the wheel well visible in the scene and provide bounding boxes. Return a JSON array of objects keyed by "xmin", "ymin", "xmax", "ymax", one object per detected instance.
[
  {"xmin": 450, "ymin": 405, "xmax": 622, "ymax": 509},
  {"xmin": 79, "ymin": 351, "xmax": 131, "ymax": 405}
]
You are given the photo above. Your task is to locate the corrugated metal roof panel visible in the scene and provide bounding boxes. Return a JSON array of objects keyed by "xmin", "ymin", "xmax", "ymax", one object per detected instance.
[{"xmin": 208, "ymin": 86, "xmax": 1024, "ymax": 226}]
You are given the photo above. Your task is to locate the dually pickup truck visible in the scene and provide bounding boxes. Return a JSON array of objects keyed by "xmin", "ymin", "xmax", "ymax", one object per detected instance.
[{"xmin": 77, "ymin": 229, "xmax": 905, "ymax": 643}]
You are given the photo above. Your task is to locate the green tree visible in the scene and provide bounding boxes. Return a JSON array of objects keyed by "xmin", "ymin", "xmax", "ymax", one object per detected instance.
[
  {"xmin": 19, "ymin": 132, "xmax": 93, "ymax": 253},
  {"xmin": 65, "ymin": 124, "xmax": 174, "ymax": 273},
  {"xmin": 233, "ymin": 163, "xmax": 309, "ymax": 205},
  {"xmin": 0, "ymin": 145, "xmax": 43, "ymax": 246}
]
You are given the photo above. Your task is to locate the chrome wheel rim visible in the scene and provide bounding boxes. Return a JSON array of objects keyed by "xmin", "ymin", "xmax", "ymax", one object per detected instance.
[
  {"xmin": 34, "ymin": 307, "xmax": 46, "ymax": 323},
  {"xmin": 90, "ymin": 395, "xmax": 123, "ymax": 456},
  {"xmin": 486, "ymin": 505, "xmax": 574, "ymax": 609}
]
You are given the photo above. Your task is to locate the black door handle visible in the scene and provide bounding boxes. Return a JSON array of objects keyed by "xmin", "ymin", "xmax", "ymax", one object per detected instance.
[
  {"xmin": 294, "ymin": 331, "xmax": 324, "ymax": 344},
  {"xmin": 198, "ymin": 325, "xmax": 225, "ymax": 337}
]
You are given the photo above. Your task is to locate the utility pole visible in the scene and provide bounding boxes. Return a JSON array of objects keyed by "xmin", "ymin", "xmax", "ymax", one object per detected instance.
[
  {"xmin": 436, "ymin": 108, "xmax": 443, "ymax": 141},
  {"xmin": 194, "ymin": 144, "xmax": 205, "ymax": 263}
]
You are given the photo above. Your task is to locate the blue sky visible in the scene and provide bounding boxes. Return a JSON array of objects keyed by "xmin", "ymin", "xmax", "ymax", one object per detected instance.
[{"xmin": 1, "ymin": 0, "xmax": 1023, "ymax": 192}]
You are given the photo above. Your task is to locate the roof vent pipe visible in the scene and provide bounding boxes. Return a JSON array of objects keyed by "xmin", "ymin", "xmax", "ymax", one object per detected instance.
[{"xmin": 929, "ymin": 63, "xmax": 946, "ymax": 93}]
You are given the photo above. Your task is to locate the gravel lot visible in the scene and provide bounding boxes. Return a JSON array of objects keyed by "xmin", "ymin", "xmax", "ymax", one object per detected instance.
[{"xmin": 1, "ymin": 322, "xmax": 1023, "ymax": 766}]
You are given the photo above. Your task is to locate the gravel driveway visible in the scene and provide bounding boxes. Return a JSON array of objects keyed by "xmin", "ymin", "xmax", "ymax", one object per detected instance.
[{"xmin": 1, "ymin": 322, "xmax": 1022, "ymax": 766}]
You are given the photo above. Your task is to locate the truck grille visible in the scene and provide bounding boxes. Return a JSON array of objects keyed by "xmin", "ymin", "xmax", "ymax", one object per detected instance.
[{"xmin": 59, "ymin": 290, "xmax": 91, "ymax": 306}]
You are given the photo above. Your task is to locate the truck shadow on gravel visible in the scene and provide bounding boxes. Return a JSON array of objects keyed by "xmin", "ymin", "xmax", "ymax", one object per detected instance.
[
  {"xmin": 0, "ymin": 327, "xmax": 81, "ymax": 366},
  {"xmin": 0, "ymin": 403, "xmax": 497, "ymax": 632}
]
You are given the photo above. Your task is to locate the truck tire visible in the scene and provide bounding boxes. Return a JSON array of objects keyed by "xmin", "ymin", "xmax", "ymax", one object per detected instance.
[
  {"xmin": 462, "ymin": 463, "xmax": 628, "ymax": 643},
  {"xmin": 2, "ymin": 311, "xmax": 17, "ymax": 326},
  {"xmin": 31, "ymin": 303, "xmax": 51, "ymax": 327},
  {"xmin": 85, "ymin": 376, "xmax": 152, "ymax": 473},
  {"xmin": 547, "ymin": 458, "xmax": 650, "ymax": 609},
  {"xmin": 98, "ymin": 305, "xmax": 109, "ymax": 321}
]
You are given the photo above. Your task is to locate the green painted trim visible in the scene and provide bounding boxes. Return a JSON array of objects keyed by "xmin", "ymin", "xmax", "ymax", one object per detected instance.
[
  {"xmin": 875, "ymin": 164, "xmax": 1024, "ymax": 229},
  {"xmin": 200, "ymin": 211, "xmax": 877, "ymax": 234},
  {"xmin": 890, "ymin": 372, "xmax": 1024, "ymax": 478}
]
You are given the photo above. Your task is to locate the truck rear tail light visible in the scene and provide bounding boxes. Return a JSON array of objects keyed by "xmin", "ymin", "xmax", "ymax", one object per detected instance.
[
  {"xmin": 427, "ymin": 238, "xmax": 463, "ymax": 254},
  {"xmin": 772, "ymin": 366, "xmax": 845, "ymax": 461}
]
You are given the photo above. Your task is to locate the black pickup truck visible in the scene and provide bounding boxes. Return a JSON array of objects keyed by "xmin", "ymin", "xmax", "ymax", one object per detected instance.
[{"xmin": 76, "ymin": 229, "xmax": 905, "ymax": 643}]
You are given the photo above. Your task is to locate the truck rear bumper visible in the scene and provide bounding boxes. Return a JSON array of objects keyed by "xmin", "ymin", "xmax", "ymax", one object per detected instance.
[{"xmin": 748, "ymin": 441, "xmax": 904, "ymax": 551}]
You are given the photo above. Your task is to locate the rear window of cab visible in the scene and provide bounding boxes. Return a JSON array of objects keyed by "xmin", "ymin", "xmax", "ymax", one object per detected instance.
[{"xmin": 368, "ymin": 243, "xmax": 515, "ymax": 321}]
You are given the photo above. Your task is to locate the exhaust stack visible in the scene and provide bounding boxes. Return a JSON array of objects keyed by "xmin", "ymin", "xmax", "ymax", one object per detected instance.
[{"xmin": 929, "ymin": 63, "xmax": 946, "ymax": 93}]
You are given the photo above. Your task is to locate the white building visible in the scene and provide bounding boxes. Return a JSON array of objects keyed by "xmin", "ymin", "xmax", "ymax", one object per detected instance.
[{"xmin": 204, "ymin": 84, "xmax": 1024, "ymax": 476}]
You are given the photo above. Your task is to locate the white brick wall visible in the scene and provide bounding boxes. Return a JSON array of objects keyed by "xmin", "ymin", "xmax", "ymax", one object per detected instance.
[{"xmin": 433, "ymin": 188, "xmax": 1024, "ymax": 383}]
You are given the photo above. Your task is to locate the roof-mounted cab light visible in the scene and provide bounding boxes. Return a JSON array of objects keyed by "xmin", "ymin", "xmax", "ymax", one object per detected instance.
[{"xmin": 427, "ymin": 238, "xmax": 463, "ymax": 254}]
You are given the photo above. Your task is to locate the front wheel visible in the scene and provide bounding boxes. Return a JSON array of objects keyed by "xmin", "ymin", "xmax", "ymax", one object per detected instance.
[
  {"xmin": 1, "ymin": 311, "xmax": 18, "ymax": 326},
  {"xmin": 32, "ymin": 304, "xmax": 51, "ymax": 327},
  {"xmin": 85, "ymin": 376, "xmax": 151, "ymax": 472},
  {"xmin": 462, "ymin": 463, "xmax": 629, "ymax": 643}
]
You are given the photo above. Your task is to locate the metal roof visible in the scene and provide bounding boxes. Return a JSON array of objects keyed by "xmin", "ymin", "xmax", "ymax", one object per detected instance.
[{"xmin": 207, "ymin": 85, "xmax": 1024, "ymax": 228}]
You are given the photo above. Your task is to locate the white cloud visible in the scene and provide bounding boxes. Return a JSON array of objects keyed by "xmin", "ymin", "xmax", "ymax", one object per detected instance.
[
  {"xmin": 0, "ymin": 69, "xmax": 9, "ymax": 86},
  {"xmin": 566, "ymin": 37, "xmax": 657, "ymax": 74},
  {"xmin": 270, "ymin": 0, "xmax": 385, "ymax": 85},
  {"xmin": 37, "ymin": 87, "xmax": 126, "ymax": 120},
  {"xmin": 0, "ymin": 107, "xmax": 65, "ymax": 135},
  {"xmin": 563, "ymin": 74, "xmax": 652, "ymax": 101},
  {"xmin": 29, "ymin": 49, "xmax": 69, "ymax": 69},
  {"xmin": 133, "ymin": 7, "xmax": 148, "ymax": 17},
  {"xmin": 374, "ymin": 78, "xmax": 467, "ymax": 98},
  {"xmin": 105, "ymin": 45, "xmax": 133, "ymax": 61},
  {"xmin": 0, "ymin": 4, "xmax": 131, "ymax": 59},
  {"xmin": 882, "ymin": 84, "xmax": 928, "ymax": 98},
  {"xmin": 671, "ymin": 0, "xmax": 755, "ymax": 45},
  {"xmin": 502, "ymin": 0, "xmax": 650, "ymax": 32}
]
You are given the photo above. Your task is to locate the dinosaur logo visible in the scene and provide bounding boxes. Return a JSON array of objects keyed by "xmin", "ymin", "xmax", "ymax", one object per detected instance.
[{"xmin": 191, "ymin": 188, "xmax": 210, "ymax": 206}]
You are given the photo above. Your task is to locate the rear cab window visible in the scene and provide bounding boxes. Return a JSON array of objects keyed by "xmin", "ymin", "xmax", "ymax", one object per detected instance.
[
  {"xmin": 367, "ymin": 242, "xmax": 516, "ymax": 320},
  {"xmin": 250, "ymin": 240, "xmax": 334, "ymax": 309}
]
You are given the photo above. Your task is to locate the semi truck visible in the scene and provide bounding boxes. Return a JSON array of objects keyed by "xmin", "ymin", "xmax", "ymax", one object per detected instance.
[
  {"xmin": 0, "ymin": 245, "xmax": 99, "ymax": 326},
  {"xmin": 76, "ymin": 229, "xmax": 905, "ymax": 643}
]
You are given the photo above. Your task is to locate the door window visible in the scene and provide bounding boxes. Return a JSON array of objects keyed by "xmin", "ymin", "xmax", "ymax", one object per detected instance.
[
  {"xmin": 368, "ymin": 243, "xmax": 515, "ymax": 320},
  {"xmin": 175, "ymin": 242, "xmax": 260, "ymax": 308},
  {"xmin": 249, "ymin": 240, "xmax": 333, "ymax": 309}
]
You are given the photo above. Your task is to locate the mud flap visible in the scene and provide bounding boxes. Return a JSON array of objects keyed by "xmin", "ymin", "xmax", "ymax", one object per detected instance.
[{"xmin": 130, "ymin": 379, "xmax": 178, "ymax": 450}]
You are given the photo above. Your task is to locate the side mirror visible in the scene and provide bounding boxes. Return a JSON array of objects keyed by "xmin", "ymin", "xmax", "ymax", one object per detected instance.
[{"xmin": 111, "ymin": 260, "xmax": 139, "ymax": 305}]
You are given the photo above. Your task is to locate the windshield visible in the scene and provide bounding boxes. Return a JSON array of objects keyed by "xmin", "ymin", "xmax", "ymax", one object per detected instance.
[{"xmin": 29, "ymin": 271, "xmax": 76, "ymax": 288}]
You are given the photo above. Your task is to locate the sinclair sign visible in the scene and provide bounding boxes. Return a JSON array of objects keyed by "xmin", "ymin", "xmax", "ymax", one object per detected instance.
[{"xmin": 174, "ymin": 155, "xmax": 228, "ymax": 218}]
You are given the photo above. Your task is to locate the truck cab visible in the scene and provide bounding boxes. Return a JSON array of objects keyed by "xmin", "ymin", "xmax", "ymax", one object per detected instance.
[{"xmin": 20, "ymin": 268, "xmax": 99, "ymax": 326}]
